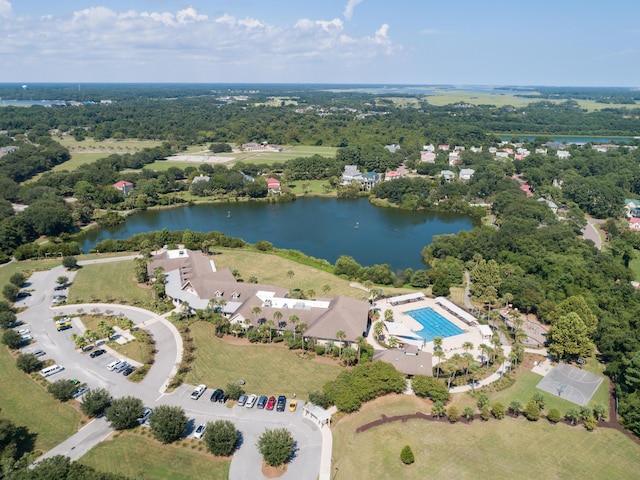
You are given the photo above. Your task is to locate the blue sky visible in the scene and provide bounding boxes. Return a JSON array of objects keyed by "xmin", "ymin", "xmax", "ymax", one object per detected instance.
[{"xmin": 1, "ymin": 0, "xmax": 639, "ymax": 86}]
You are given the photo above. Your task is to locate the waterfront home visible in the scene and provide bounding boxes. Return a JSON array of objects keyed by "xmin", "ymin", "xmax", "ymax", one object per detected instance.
[
  {"xmin": 113, "ymin": 180, "xmax": 134, "ymax": 197},
  {"xmin": 266, "ymin": 178, "xmax": 281, "ymax": 193}
]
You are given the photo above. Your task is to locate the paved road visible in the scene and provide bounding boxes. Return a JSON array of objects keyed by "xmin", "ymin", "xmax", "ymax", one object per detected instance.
[
  {"xmin": 582, "ymin": 218, "xmax": 604, "ymax": 250},
  {"xmin": 16, "ymin": 262, "xmax": 323, "ymax": 479}
]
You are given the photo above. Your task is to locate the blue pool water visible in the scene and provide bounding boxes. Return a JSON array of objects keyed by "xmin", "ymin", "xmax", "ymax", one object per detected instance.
[{"xmin": 406, "ymin": 308, "xmax": 464, "ymax": 342}]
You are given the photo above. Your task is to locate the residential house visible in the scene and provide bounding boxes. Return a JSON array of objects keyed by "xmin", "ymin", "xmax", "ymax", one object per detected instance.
[
  {"xmin": 448, "ymin": 152, "xmax": 460, "ymax": 166},
  {"xmin": 625, "ymin": 199, "xmax": 640, "ymax": 218},
  {"xmin": 439, "ymin": 170, "xmax": 455, "ymax": 182},
  {"xmin": 384, "ymin": 144, "xmax": 401, "ymax": 153},
  {"xmin": 266, "ymin": 178, "xmax": 281, "ymax": 193},
  {"xmin": 0, "ymin": 146, "xmax": 18, "ymax": 157},
  {"xmin": 520, "ymin": 184, "xmax": 533, "ymax": 197},
  {"xmin": 423, "ymin": 144, "xmax": 435, "ymax": 152},
  {"xmin": 537, "ymin": 197, "xmax": 558, "ymax": 215},
  {"xmin": 470, "ymin": 146, "xmax": 483, "ymax": 153},
  {"xmin": 342, "ymin": 165, "xmax": 364, "ymax": 185},
  {"xmin": 495, "ymin": 151, "xmax": 510, "ymax": 159},
  {"xmin": 420, "ymin": 151, "xmax": 436, "ymax": 163},
  {"xmin": 630, "ymin": 218, "xmax": 640, "ymax": 231},
  {"xmin": 556, "ymin": 150, "xmax": 571, "ymax": 159},
  {"xmin": 361, "ymin": 171, "xmax": 381, "ymax": 190},
  {"xmin": 112, "ymin": 180, "xmax": 134, "ymax": 197},
  {"xmin": 454, "ymin": 146, "xmax": 465, "ymax": 152},
  {"xmin": 384, "ymin": 171, "xmax": 400, "ymax": 181},
  {"xmin": 459, "ymin": 168, "xmax": 475, "ymax": 181},
  {"xmin": 535, "ymin": 148, "xmax": 548, "ymax": 155},
  {"xmin": 437, "ymin": 144, "xmax": 450, "ymax": 151},
  {"xmin": 191, "ymin": 174, "xmax": 210, "ymax": 184}
]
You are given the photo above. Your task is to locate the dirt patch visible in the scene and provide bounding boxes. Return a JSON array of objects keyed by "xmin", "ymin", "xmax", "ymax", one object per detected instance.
[{"xmin": 261, "ymin": 461, "xmax": 287, "ymax": 478}]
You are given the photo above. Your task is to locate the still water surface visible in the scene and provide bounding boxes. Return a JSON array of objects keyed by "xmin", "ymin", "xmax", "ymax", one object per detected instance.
[{"xmin": 78, "ymin": 198, "xmax": 477, "ymax": 270}]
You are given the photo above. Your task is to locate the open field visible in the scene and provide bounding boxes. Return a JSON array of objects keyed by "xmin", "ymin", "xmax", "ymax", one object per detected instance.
[
  {"xmin": 0, "ymin": 258, "xmax": 62, "ymax": 288},
  {"xmin": 332, "ymin": 394, "xmax": 640, "ymax": 480},
  {"xmin": 0, "ymin": 347, "xmax": 81, "ymax": 452},
  {"xmin": 187, "ymin": 322, "xmax": 341, "ymax": 399},
  {"xmin": 80, "ymin": 431, "xmax": 230, "ymax": 480},
  {"xmin": 69, "ymin": 261, "xmax": 154, "ymax": 307},
  {"xmin": 211, "ymin": 248, "xmax": 416, "ymax": 300}
]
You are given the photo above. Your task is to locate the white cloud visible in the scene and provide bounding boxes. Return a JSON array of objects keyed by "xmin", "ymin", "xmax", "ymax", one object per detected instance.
[
  {"xmin": 0, "ymin": 0, "xmax": 12, "ymax": 18},
  {"xmin": 0, "ymin": 5, "xmax": 401, "ymax": 81},
  {"xmin": 343, "ymin": 0, "xmax": 364, "ymax": 21}
]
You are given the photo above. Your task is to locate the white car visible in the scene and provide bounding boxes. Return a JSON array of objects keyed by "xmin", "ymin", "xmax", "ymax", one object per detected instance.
[
  {"xmin": 245, "ymin": 394, "xmax": 258, "ymax": 408},
  {"xmin": 193, "ymin": 424, "xmax": 206, "ymax": 439},
  {"xmin": 190, "ymin": 384, "xmax": 207, "ymax": 400},
  {"xmin": 18, "ymin": 328, "xmax": 30, "ymax": 335}
]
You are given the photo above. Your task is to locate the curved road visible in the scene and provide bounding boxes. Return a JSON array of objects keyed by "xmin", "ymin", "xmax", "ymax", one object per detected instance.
[
  {"xmin": 582, "ymin": 218, "xmax": 604, "ymax": 250},
  {"xmin": 16, "ymin": 261, "xmax": 323, "ymax": 480}
]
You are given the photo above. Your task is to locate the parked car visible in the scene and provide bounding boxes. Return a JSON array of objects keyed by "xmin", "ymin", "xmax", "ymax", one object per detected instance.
[
  {"xmin": 107, "ymin": 360, "xmax": 122, "ymax": 371},
  {"xmin": 276, "ymin": 395, "xmax": 286, "ymax": 412},
  {"xmin": 220, "ymin": 394, "xmax": 229, "ymax": 403},
  {"xmin": 72, "ymin": 386, "xmax": 89, "ymax": 398},
  {"xmin": 266, "ymin": 396, "xmax": 276, "ymax": 410},
  {"xmin": 137, "ymin": 407, "xmax": 153, "ymax": 425},
  {"xmin": 16, "ymin": 291, "xmax": 31, "ymax": 299},
  {"xmin": 193, "ymin": 424, "xmax": 206, "ymax": 439},
  {"xmin": 114, "ymin": 362, "xmax": 129, "ymax": 373},
  {"xmin": 256, "ymin": 395, "xmax": 268, "ymax": 409},
  {"xmin": 90, "ymin": 349, "xmax": 106, "ymax": 358},
  {"xmin": 209, "ymin": 389, "xmax": 224, "ymax": 403},
  {"xmin": 81, "ymin": 344, "xmax": 94, "ymax": 352},
  {"xmin": 191, "ymin": 384, "xmax": 207, "ymax": 400},
  {"xmin": 54, "ymin": 285, "xmax": 66, "ymax": 291},
  {"xmin": 52, "ymin": 295, "xmax": 67, "ymax": 305},
  {"xmin": 32, "ymin": 349, "xmax": 46, "ymax": 357},
  {"xmin": 245, "ymin": 394, "xmax": 257, "ymax": 408},
  {"xmin": 17, "ymin": 328, "xmax": 30, "ymax": 335},
  {"xmin": 21, "ymin": 334, "xmax": 33, "ymax": 343},
  {"xmin": 288, "ymin": 400, "xmax": 298, "ymax": 412},
  {"xmin": 237, "ymin": 394, "xmax": 248, "ymax": 407},
  {"xmin": 122, "ymin": 366, "xmax": 135, "ymax": 376},
  {"xmin": 56, "ymin": 321, "xmax": 72, "ymax": 332}
]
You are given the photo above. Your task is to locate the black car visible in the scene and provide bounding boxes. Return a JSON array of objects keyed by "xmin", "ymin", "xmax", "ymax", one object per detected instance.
[
  {"xmin": 276, "ymin": 395, "xmax": 286, "ymax": 412},
  {"xmin": 89, "ymin": 349, "xmax": 106, "ymax": 358},
  {"xmin": 209, "ymin": 389, "xmax": 224, "ymax": 403},
  {"xmin": 122, "ymin": 366, "xmax": 135, "ymax": 376},
  {"xmin": 220, "ymin": 394, "xmax": 229, "ymax": 403}
]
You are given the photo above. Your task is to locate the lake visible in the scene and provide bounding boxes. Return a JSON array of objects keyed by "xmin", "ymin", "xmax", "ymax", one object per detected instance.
[{"xmin": 77, "ymin": 198, "xmax": 478, "ymax": 271}]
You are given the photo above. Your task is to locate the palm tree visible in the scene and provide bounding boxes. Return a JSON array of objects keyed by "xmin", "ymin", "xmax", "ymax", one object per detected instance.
[
  {"xmin": 251, "ymin": 306, "xmax": 262, "ymax": 323},
  {"xmin": 322, "ymin": 284, "xmax": 331, "ymax": 296},
  {"xmin": 433, "ymin": 336, "xmax": 443, "ymax": 351},
  {"xmin": 287, "ymin": 314, "xmax": 298, "ymax": 338},
  {"xmin": 273, "ymin": 311, "xmax": 283, "ymax": 332},
  {"xmin": 389, "ymin": 336, "xmax": 398, "ymax": 348},
  {"xmin": 433, "ymin": 349, "xmax": 445, "ymax": 379},
  {"xmin": 462, "ymin": 341, "xmax": 474, "ymax": 355},
  {"xmin": 342, "ymin": 347, "xmax": 357, "ymax": 367},
  {"xmin": 463, "ymin": 406, "xmax": 475, "ymax": 423},
  {"xmin": 265, "ymin": 319, "xmax": 275, "ymax": 342},
  {"xmin": 373, "ymin": 321, "xmax": 384, "ymax": 339},
  {"xmin": 354, "ymin": 335, "xmax": 364, "ymax": 363},
  {"xmin": 298, "ymin": 322, "xmax": 307, "ymax": 353},
  {"xmin": 287, "ymin": 270, "xmax": 295, "ymax": 293},
  {"xmin": 336, "ymin": 330, "xmax": 346, "ymax": 357},
  {"xmin": 479, "ymin": 343, "xmax": 491, "ymax": 365},
  {"xmin": 307, "ymin": 289, "xmax": 316, "ymax": 300}
]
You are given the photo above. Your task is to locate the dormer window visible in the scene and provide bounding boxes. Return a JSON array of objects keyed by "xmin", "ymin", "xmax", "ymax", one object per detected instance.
[
  {"xmin": 231, "ymin": 292, "xmax": 240, "ymax": 299},
  {"xmin": 215, "ymin": 290, "xmax": 223, "ymax": 298}
]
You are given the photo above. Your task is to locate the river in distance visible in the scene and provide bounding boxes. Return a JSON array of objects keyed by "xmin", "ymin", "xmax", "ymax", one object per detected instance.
[{"xmin": 78, "ymin": 197, "xmax": 478, "ymax": 271}]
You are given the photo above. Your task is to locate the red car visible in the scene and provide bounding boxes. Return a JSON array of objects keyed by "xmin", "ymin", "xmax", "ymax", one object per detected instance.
[{"xmin": 266, "ymin": 396, "xmax": 276, "ymax": 410}]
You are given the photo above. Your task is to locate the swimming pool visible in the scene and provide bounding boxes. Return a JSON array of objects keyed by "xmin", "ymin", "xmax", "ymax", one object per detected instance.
[{"xmin": 405, "ymin": 308, "xmax": 464, "ymax": 342}]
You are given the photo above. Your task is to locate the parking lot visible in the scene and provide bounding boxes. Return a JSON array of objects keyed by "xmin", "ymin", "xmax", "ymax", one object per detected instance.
[{"xmin": 16, "ymin": 262, "xmax": 323, "ymax": 480}]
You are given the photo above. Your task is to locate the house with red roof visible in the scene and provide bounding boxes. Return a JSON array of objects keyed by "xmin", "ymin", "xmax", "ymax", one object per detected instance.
[
  {"xmin": 519, "ymin": 184, "xmax": 533, "ymax": 197},
  {"xmin": 630, "ymin": 218, "xmax": 640, "ymax": 231},
  {"xmin": 384, "ymin": 171, "xmax": 400, "ymax": 181},
  {"xmin": 113, "ymin": 180, "xmax": 134, "ymax": 196},
  {"xmin": 266, "ymin": 177, "xmax": 281, "ymax": 193}
]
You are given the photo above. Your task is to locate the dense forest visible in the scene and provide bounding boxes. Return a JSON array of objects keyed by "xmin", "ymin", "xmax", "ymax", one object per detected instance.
[{"xmin": 2, "ymin": 84, "xmax": 640, "ymax": 436}]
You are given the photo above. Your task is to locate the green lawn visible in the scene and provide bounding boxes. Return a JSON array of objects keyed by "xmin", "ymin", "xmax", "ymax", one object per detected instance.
[
  {"xmin": 629, "ymin": 249, "xmax": 640, "ymax": 280},
  {"xmin": 0, "ymin": 347, "xmax": 80, "ymax": 452},
  {"xmin": 80, "ymin": 431, "xmax": 230, "ymax": 480},
  {"xmin": 211, "ymin": 248, "xmax": 416, "ymax": 300},
  {"xmin": 187, "ymin": 322, "xmax": 341, "ymax": 399},
  {"xmin": 69, "ymin": 261, "xmax": 154, "ymax": 307},
  {"xmin": 332, "ymin": 394, "xmax": 640, "ymax": 480},
  {"xmin": 0, "ymin": 258, "xmax": 62, "ymax": 288}
]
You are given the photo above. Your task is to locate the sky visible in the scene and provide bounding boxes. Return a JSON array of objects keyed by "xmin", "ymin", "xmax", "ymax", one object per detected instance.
[{"xmin": 1, "ymin": 0, "xmax": 639, "ymax": 86}]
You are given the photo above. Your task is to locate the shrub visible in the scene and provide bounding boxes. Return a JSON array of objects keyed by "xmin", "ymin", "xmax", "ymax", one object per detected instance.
[
  {"xmin": 411, "ymin": 375, "xmax": 450, "ymax": 404},
  {"xmin": 62, "ymin": 256, "xmax": 79, "ymax": 270},
  {"xmin": 2, "ymin": 329, "xmax": 23, "ymax": 349},
  {"xmin": 308, "ymin": 390, "xmax": 331, "ymax": 409},
  {"xmin": 149, "ymin": 405, "xmax": 188, "ymax": 444},
  {"xmin": 2, "ymin": 284, "xmax": 19, "ymax": 302},
  {"xmin": 547, "ymin": 408, "xmax": 561, "ymax": 424},
  {"xmin": 462, "ymin": 406, "xmax": 475, "ymax": 422},
  {"xmin": 315, "ymin": 345, "xmax": 326, "ymax": 356},
  {"xmin": 491, "ymin": 402, "xmax": 505, "ymax": 420},
  {"xmin": 9, "ymin": 272, "xmax": 25, "ymax": 287},
  {"xmin": 477, "ymin": 394, "xmax": 490, "ymax": 409},
  {"xmin": 447, "ymin": 405, "xmax": 460, "ymax": 423},
  {"xmin": 583, "ymin": 415, "xmax": 597, "ymax": 431},
  {"xmin": 400, "ymin": 445, "xmax": 415, "ymax": 465},
  {"xmin": 508, "ymin": 400, "xmax": 522, "ymax": 417},
  {"xmin": 524, "ymin": 400, "xmax": 541, "ymax": 421},
  {"xmin": 47, "ymin": 379, "xmax": 77, "ymax": 402},
  {"xmin": 480, "ymin": 405, "xmax": 491, "ymax": 421}
]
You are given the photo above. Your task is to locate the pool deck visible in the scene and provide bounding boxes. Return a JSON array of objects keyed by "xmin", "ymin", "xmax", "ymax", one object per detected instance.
[{"xmin": 379, "ymin": 296, "xmax": 490, "ymax": 365}]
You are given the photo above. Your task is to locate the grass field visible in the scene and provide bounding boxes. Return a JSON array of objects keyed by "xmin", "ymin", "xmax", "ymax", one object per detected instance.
[
  {"xmin": 80, "ymin": 431, "xmax": 230, "ymax": 480},
  {"xmin": 630, "ymin": 250, "xmax": 640, "ymax": 280},
  {"xmin": 0, "ymin": 258, "xmax": 62, "ymax": 288},
  {"xmin": 0, "ymin": 347, "xmax": 80, "ymax": 452},
  {"xmin": 69, "ymin": 261, "xmax": 154, "ymax": 307},
  {"xmin": 332, "ymin": 394, "xmax": 640, "ymax": 480},
  {"xmin": 211, "ymin": 248, "xmax": 416, "ymax": 300},
  {"xmin": 186, "ymin": 322, "xmax": 341, "ymax": 398}
]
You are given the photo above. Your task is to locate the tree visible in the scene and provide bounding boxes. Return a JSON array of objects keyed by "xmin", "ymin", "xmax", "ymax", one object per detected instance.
[
  {"xmin": 508, "ymin": 400, "xmax": 522, "ymax": 417},
  {"xmin": 2, "ymin": 329, "xmax": 22, "ymax": 349},
  {"xmin": 286, "ymin": 270, "xmax": 295, "ymax": 293},
  {"xmin": 342, "ymin": 346, "xmax": 357, "ymax": 366},
  {"xmin": 257, "ymin": 428, "xmax": 295, "ymax": 467},
  {"xmin": 583, "ymin": 415, "xmax": 597, "ymax": 431},
  {"xmin": 62, "ymin": 256, "xmax": 78, "ymax": 270},
  {"xmin": 547, "ymin": 312, "xmax": 594, "ymax": 361},
  {"xmin": 480, "ymin": 405, "xmax": 491, "ymax": 421},
  {"xmin": 56, "ymin": 275, "xmax": 69, "ymax": 286},
  {"xmin": 47, "ymin": 379, "xmax": 78, "ymax": 402},
  {"xmin": 447, "ymin": 405, "xmax": 460, "ymax": 423},
  {"xmin": 412, "ymin": 375, "xmax": 450, "ymax": 403},
  {"xmin": 16, "ymin": 353, "xmax": 42, "ymax": 373},
  {"xmin": 463, "ymin": 406, "xmax": 475, "ymax": 423},
  {"xmin": 225, "ymin": 382, "xmax": 245, "ymax": 401},
  {"xmin": 491, "ymin": 402, "xmax": 505, "ymax": 420},
  {"xmin": 105, "ymin": 396, "xmax": 144, "ymax": 430},
  {"xmin": 149, "ymin": 405, "xmax": 188, "ymax": 444},
  {"xmin": 9, "ymin": 272, "xmax": 25, "ymax": 288},
  {"xmin": 432, "ymin": 401, "xmax": 447, "ymax": 419},
  {"xmin": 565, "ymin": 407, "xmax": 580, "ymax": 426},
  {"xmin": 204, "ymin": 420, "xmax": 239, "ymax": 456},
  {"xmin": 336, "ymin": 330, "xmax": 346, "ymax": 357},
  {"xmin": 400, "ymin": 445, "xmax": 415, "ymax": 465},
  {"xmin": 81, "ymin": 388, "xmax": 112, "ymax": 417},
  {"xmin": 2, "ymin": 284, "xmax": 19, "ymax": 302}
]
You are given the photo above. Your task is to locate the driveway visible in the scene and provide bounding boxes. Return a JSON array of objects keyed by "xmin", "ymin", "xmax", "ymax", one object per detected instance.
[{"xmin": 17, "ymin": 262, "xmax": 323, "ymax": 479}]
